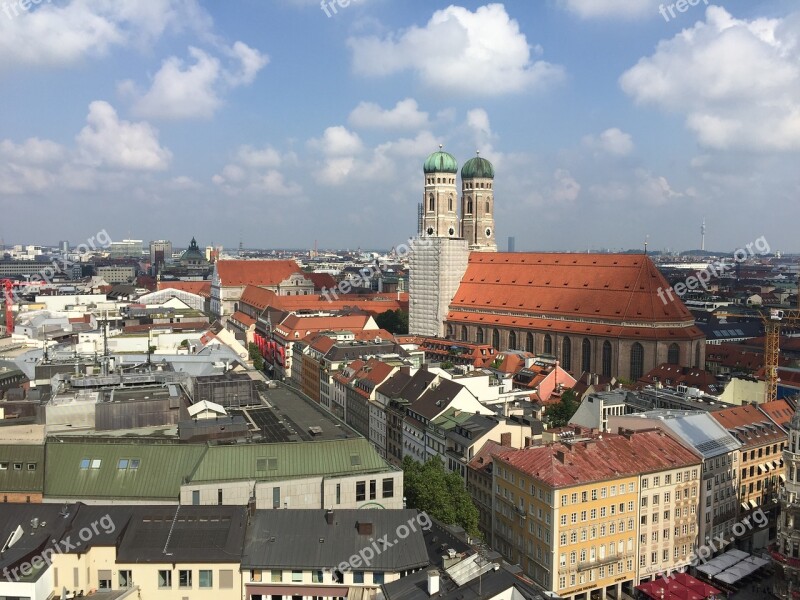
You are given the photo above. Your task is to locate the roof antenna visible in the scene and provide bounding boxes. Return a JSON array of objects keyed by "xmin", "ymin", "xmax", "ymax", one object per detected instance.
[{"xmin": 644, "ymin": 235, "xmax": 649, "ymax": 255}]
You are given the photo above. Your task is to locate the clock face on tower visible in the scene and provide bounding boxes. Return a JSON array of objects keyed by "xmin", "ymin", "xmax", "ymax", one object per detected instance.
[
  {"xmin": 427, "ymin": 227, "xmax": 434, "ymax": 236},
  {"xmin": 485, "ymin": 228, "xmax": 492, "ymax": 238},
  {"xmin": 448, "ymin": 227, "xmax": 455, "ymax": 236}
]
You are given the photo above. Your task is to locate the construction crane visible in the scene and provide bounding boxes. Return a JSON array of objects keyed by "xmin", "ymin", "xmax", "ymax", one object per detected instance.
[
  {"xmin": 762, "ymin": 308, "xmax": 800, "ymax": 403},
  {"xmin": 1, "ymin": 279, "xmax": 14, "ymax": 334}
]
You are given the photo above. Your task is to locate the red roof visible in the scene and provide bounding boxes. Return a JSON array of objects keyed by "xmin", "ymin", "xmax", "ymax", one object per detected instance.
[
  {"xmin": 157, "ymin": 281, "xmax": 211, "ymax": 297},
  {"xmin": 637, "ymin": 364, "xmax": 718, "ymax": 394},
  {"xmin": 759, "ymin": 399, "xmax": 795, "ymax": 429},
  {"xmin": 711, "ymin": 403, "xmax": 786, "ymax": 447},
  {"xmin": 239, "ymin": 285, "xmax": 407, "ymax": 315},
  {"xmin": 307, "ymin": 272, "xmax": 337, "ymax": 290},
  {"xmin": 448, "ymin": 252, "xmax": 703, "ymax": 341},
  {"xmin": 230, "ymin": 311, "xmax": 256, "ymax": 327},
  {"xmin": 495, "ymin": 429, "xmax": 700, "ymax": 488},
  {"xmin": 215, "ymin": 260, "xmax": 301, "ymax": 287}
]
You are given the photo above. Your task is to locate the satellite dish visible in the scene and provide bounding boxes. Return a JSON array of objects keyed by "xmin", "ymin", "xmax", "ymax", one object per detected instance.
[{"xmin": 1, "ymin": 524, "xmax": 24, "ymax": 553}]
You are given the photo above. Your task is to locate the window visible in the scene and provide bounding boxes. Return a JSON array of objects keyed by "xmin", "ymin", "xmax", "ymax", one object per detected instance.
[
  {"xmin": 461, "ymin": 326, "xmax": 468, "ymax": 342},
  {"xmin": 382, "ymin": 478, "xmax": 394, "ymax": 498},
  {"xmin": 602, "ymin": 341, "xmax": 612, "ymax": 377},
  {"xmin": 158, "ymin": 570, "xmax": 172, "ymax": 589},
  {"xmin": 353, "ymin": 571, "xmax": 364, "ymax": 584},
  {"xmin": 508, "ymin": 331, "xmax": 517, "ymax": 350},
  {"xmin": 373, "ymin": 572, "xmax": 384, "ymax": 585},
  {"xmin": 562, "ymin": 338, "xmax": 572, "ymax": 371},
  {"xmin": 129, "ymin": 459, "xmax": 140, "ymax": 470},
  {"xmin": 271, "ymin": 570, "xmax": 283, "ymax": 582},
  {"xmin": 192, "ymin": 490, "xmax": 200, "ymax": 505},
  {"xmin": 292, "ymin": 570, "xmax": 303, "ymax": 582},
  {"xmin": 544, "ymin": 334, "xmax": 552, "ymax": 355},
  {"xmin": 370, "ymin": 480, "xmax": 377, "ymax": 500},
  {"xmin": 199, "ymin": 570, "xmax": 213, "ymax": 588},
  {"xmin": 668, "ymin": 344, "xmax": 680, "ymax": 365},
  {"xmin": 313, "ymin": 570, "xmax": 324, "ymax": 583},
  {"xmin": 273, "ymin": 487, "xmax": 281, "ymax": 509},
  {"xmin": 80, "ymin": 458, "xmax": 90, "ymax": 470},
  {"xmin": 630, "ymin": 343, "xmax": 644, "ymax": 380},
  {"xmin": 98, "ymin": 570, "xmax": 112, "ymax": 589},
  {"xmin": 90, "ymin": 459, "xmax": 101, "ymax": 469},
  {"xmin": 118, "ymin": 459, "xmax": 129, "ymax": 469},
  {"xmin": 492, "ymin": 329, "xmax": 500, "ymax": 349},
  {"xmin": 26, "ymin": 463, "xmax": 35, "ymax": 471},
  {"xmin": 582, "ymin": 338, "xmax": 591, "ymax": 373},
  {"xmin": 356, "ymin": 481, "xmax": 366, "ymax": 502},
  {"xmin": 119, "ymin": 570, "xmax": 132, "ymax": 588},
  {"xmin": 526, "ymin": 332, "xmax": 534, "ymax": 353},
  {"xmin": 179, "ymin": 570, "xmax": 192, "ymax": 588},
  {"xmin": 476, "ymin": 327, "xmax": 484, "ymax": 344}
]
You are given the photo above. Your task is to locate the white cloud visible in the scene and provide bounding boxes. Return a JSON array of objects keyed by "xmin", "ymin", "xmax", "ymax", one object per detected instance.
[
  {"xmin": 0, "ymin": 138, "xmax": 66, "ymax": 164},
  {"xmin": 349, "ymin": 99, "xmax": 429, "ymax": 130},
  {"xmin": 551, "ymin": 169, "xmax": 581, "ymax": 203},
  {"xmin": 347, "ymin": 4, "xmax": 564, "ymax": 95},
  {"xmin": 76, "ymin": 101, "xmax": 172, "ymax": 171},
  {"xmin": 620, "ymin": 7, "xmax": 800, "ymax": 152},
  {"xmin": 236, "ymin": 145, "xmax": 284, "ymax": 169},
  {"xmin": 558, "ymin": 0, "xmax": 658, "ymax": 20},
  {"xmin": 309, "ymin": 126, "xmax": 364, "ymax": 157},
  {"xmin": 582, "ymin": 128, "xmax": 634, "ymax": 156},
  {"xmin": 212, "ymin": 145, "xmax": 302, "ymax": 197},
  {"xmin": 0, "ymin": 0, "xmax": 210, "ymax": 71},
  {"xmin": 127, "ymin": 42, "xmax": 268, "ymax": 120}
]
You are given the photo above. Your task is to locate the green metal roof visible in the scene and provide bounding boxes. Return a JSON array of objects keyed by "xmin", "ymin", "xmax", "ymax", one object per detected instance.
[
  {"xmin": 423, "ymin": 149, "xmax": 458, "ymax": 174},
  {"xmin": 461, "ymin": 155, "xmax": 495, "ymax": 179},
  {"xmin": 0, "ymin": 444, "xmax": 44, "ymax": 493},
  {"xmin": 44, "ymin": 440, "xmax": 207, "ymax": 501},
  {"xmin": 188, "ymin": 438, "xmax": 393, "ymax": 484}
]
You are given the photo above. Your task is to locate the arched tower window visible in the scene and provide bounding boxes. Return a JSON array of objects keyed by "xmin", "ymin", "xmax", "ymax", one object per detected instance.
[
  {"xmin": 429, "ymin": 195, "xmax": 434, "ymax": 212},
  {"xmin": 467, "ymin": 198, "xmax": 473, "ymax": 214},
  {"xmin": 526, "ymin": 332, "xmax": 534, "ymax": 353},
  {"xmin": 582, "ymin": 338, "xmax": 591, "ymax": 373},
  {"xmin": 562, "ymin": 338, "xmax": 572, "ymax": 371},
  {"xmin": 631, "ymin": 342, "xmax": 644, "ymax": 380},
  {"xmin": 492, "ymin": 329, "xmax": 500, "ymax": 349},
  {"xmin": 508, "ymin": 331, "xmax": 517, "ymax": 350},
  {"xmin": 602, "ymin": 341, "xmax": 612, "ymax": 377},
  {"xmin": 448, "ymin": 196, "xmax": 453, "ymax": 212},
  {"xmin": 544, "ymin": 334, "xmax": 552, "ymax": 355},
  {"xmin": 486, "ymin": 201, "xmax": 490, "ymax": 213},
  {"xmin": 668, "ymin": 344, "xmax": 680, "ymax": 365},
  {"xmin": 476, "ymin": 327, "xmax": 484, "ymax": 344}
]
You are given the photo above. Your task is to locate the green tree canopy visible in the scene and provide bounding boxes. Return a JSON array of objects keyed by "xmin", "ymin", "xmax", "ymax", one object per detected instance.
[
  {"xmin": 545, "ymin": 389, "xmax": 579, "ymax": 428},
  {"xmin": 376, "ymin": 309, "xmax": 409, "ymax": 335},
  {"xmin": 403, "ymin": 456, "xmax": 479, "ymax": 537},
  {"xmin": 248, "ymin": 342, "xmax": 264, "ymax": 371}
]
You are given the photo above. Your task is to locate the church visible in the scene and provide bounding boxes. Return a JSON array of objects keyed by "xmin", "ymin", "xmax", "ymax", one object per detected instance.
[{"xmin": 409, "ymin": 149, "xmax": 706, "ymax": 381}]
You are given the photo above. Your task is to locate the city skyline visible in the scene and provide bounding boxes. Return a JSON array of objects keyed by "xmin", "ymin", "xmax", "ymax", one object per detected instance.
[{"xmin": 0, "ymin": 0, "xmax": 798, "ymax": 252}]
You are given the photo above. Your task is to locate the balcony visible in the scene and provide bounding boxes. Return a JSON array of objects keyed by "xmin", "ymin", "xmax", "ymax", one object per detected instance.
[{"xmin": 577, "ymin": 552, "xmax": 635, "ymax": 572}]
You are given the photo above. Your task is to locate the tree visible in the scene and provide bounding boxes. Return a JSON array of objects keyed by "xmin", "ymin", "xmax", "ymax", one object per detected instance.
[
  {"xmin": 248, "ymin": 342, "xmax": 264, "ymax": 371},
  {"xmin": 402, "ymin": 456, "xmax": 480, "ymax": 537},
  {"xmin": 546, "ymin": 389, "xmax": 579, "ymax": 428},
  {"xmin": 376, "ymin": 309, "xmax": 409, "ymax": 335}
]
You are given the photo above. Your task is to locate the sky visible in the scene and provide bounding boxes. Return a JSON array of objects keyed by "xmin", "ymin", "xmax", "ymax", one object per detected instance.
[{"xmin": 0, "ymin": 0, "xmax": 798, "ymax": 254}]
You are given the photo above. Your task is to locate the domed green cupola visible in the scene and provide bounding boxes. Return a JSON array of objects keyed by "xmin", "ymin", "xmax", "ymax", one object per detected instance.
[
  {"xmin": 461, "ymin": 152, "xmax": 494, "ymax": 179},
  {"xmin": 423, "ymin": 145, "xmax": 458, "ymax": 174}
]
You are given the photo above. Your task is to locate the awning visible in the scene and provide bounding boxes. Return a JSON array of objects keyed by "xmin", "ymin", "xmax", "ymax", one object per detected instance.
[
  {"xmin": 773, "ymin": 460, "xmax": 779, "ymax": 469},
  {"xmin": 741, "ymin": 502, "xmax": 750, "ymax": 511},
  {"xmin": 765, "ymin": 463, "xmax": 772, "ymax": 472},
  {"xmin": 781, "ymin": 474, "xmax": 787, "ymax": 482},
  {"xmin": 749, "ymin": 499, "xmax": 758, "ymax": 508},
  {"xmin": 758, "ymin": 465, "xmax": 765, "ymax": 474}
]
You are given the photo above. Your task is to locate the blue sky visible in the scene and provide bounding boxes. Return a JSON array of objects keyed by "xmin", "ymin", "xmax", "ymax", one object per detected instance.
[{"xmin": 0, "ymin": 0, "xmax": 798, "ymax": 253}]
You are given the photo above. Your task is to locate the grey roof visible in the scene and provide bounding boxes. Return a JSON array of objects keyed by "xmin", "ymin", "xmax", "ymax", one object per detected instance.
[
  {"xmin": 398, "ymin": 370, "xmax": 437, "ymax": 403},
  {"xmin": 241, "ymin": 509, "xmax": 429, "ymax": 572},
  {"xmin": 639, "ymin": 410, "xmax": 743, "ymax": 458},
  {"xmin": 0, "ymin": 504, "xmax": 75, "ymax": 581},
  {"xmin": 116, "ymin": 505, "xmax": 247, "ymax": 563},
  {"xmin": 413, "ymin": 379, "xmax": 466, "ymax": 420},
  {"xmin": 377, "ymin": 371, "xmax": 413, "ymax": 398}
]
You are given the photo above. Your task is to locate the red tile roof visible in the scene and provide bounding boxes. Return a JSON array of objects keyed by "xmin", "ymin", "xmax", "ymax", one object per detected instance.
[
  {"xmin": 239, "ymin": 285, "xmax": 408, "ymax": 315},
  {"xmin": 759, "ymin": 400, "xmax": 795, "ymax": 429},
  {"xmin": 274, "ymin": 314, "xmax": 376, "ymax": 340},
  {"xmin": 468, "ymin": 439, "xmax": 514, "ymax": 476},
  {"xmin": 230, "ymin": 311, "xmax": 256, "ymax": 327},
  {"xmin": 307, "ymin": 272, "xmax": 337, "ymax": 290},
  {"xmin": 710, "ymin": 404, "xmax": 786, "ymax": 447},
  {"xmin": 636, "ymin": 364, "xmax": 718, "ymax": 394},
  {"xmin": 157, "ymin": 280, "xmax": 211, "ymax": 297},
  {"xmin": 215, "ymin": 260, "xmax": 301, "ymax": 287},
  {"xmin": 495, "ymin": 429, "xmax": 700, "ymax": 488},
  {"xmin": 448, "ymin": 253, "xmax": 703, "ymax": 341}
]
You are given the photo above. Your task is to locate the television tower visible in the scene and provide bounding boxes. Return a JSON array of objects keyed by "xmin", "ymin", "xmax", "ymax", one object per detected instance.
[{"xmin": 701, "ymin": 218, "xmax": 706, "ymax": 252}]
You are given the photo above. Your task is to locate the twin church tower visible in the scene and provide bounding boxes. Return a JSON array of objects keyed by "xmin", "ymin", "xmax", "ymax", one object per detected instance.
[
  {"xmin": 418, "ymin": 146, "xmax": 497, "ymax": 251},
  {"xmin": 409, "ymin": 147, "xmax": 498, "ymax": 337}
]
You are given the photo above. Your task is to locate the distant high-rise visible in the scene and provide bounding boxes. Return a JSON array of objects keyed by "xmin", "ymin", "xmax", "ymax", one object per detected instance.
[
  {"xmin": 58, "ymin": 240, "xmax": 70, "ymax": 253},
  {"xmin": 507, "ymin": 236, "xmax": 515, "ymax": 253},
  {"xmin": 701, "ymin": 218, "xmax": 706, "ymax": 251},
  {"xmin": 149, "ymin": 240, "xmax": 172, "ymax": 270}
]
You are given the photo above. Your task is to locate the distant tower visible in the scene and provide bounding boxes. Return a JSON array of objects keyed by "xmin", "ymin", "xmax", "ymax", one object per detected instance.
[
  {"xmin": 238, "ymin": 238, "xmax": 244, "ymax": 257},
  {"xmin": 460, "ymin": 151, "xmax": 497, "ymax": 252},
  {"xmin": 507, "ymin": 237, "xmax": 515, "ymax": 253},
  {"xmin": 701, "ymin": 218, "xmax": 706, "ymax": 252}
]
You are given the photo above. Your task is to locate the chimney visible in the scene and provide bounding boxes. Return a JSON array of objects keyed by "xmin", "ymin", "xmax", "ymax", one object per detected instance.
[
  {"xmin": 500, "ymin": 432, "xmax": 512, "ymax": 447},
  {"xmin": 400, "ymin": 366, "xmax": 411, "ymax": 375},
  {"xmin": 325, "ymin": 509, "xmax": 334, "ymax": 525},
  {"xmin": 605, "ymin": 384, "xmax": 611, "ymax": 392},
  {"xmin": 593, "ymin": 374, "xmax": 599, "ymax": 385},
  {"xmin": 427, "ymin": 570, "xmax": 440, "ymax": 596},
  {"xmin": 524, "ymin": 436, "xmax": 532, "ymax": 448},
  {"xmin": 555, "ymin": 450, "xmax": 566, "ymax": 463},
  {"xmin": 586, "ymin": 372, "xmax": 591, "ymax": 385}
]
